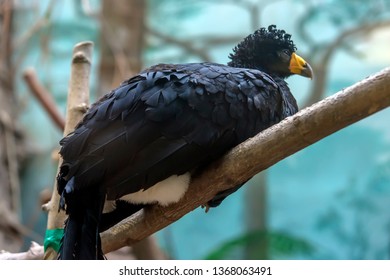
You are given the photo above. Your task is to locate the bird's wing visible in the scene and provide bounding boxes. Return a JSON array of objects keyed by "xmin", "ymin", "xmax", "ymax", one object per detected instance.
[{"xmin": 58, "ymin": 63, "xmax": 293, "ymax": 200}]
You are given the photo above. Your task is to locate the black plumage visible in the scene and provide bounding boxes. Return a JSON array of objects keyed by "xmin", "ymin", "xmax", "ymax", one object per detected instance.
[{"xmin": 57, "ymin": 25, "xmax": 313, "ymax": 259}]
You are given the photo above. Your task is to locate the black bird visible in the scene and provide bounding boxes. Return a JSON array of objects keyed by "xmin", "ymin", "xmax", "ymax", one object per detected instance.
[{"xmin": 57, "ymin": 25, "xmax": 313, "ymax": 259}]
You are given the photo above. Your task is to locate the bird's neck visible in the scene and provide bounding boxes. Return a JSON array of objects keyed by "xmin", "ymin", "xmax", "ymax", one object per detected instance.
[{"xmin": 228, "ymin": 61, "xmax": 290, "ymax": 81}]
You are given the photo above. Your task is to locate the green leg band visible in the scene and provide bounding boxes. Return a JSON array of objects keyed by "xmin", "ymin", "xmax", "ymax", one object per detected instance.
[{"xmin": 44, "ymin": 228, "xmax": 64, "ymax": 253}]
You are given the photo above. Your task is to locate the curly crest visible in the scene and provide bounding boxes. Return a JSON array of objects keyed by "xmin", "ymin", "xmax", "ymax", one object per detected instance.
[{"xmin": 228, "ymin": 25, "xmax": 297, "ymax": 69}]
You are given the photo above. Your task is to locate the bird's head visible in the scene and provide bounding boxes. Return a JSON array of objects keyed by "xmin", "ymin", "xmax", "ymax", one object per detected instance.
[{"xmin": 228, "ymin": 25, "xmax": 313, "ymax": 79}]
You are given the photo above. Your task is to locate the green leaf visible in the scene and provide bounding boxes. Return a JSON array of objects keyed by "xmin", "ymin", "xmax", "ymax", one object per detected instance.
[{"xmin": 204, "ymin": 230, "xmax": 314, "ymax": 260}]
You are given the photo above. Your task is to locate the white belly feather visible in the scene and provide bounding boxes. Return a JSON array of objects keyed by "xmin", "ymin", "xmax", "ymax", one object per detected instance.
[{"xmin": 119, "ymin": 172, "xmax": 191, "ymax": 206}]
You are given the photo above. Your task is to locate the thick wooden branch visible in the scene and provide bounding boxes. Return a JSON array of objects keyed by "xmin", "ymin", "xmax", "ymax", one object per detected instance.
[
  {"xmin": 43, "ymin": 41, "xmax": 93, "ymax": 260},
  {"xmin": 101, "ymin": 67, "xmax": 390, "ymax": 253}
]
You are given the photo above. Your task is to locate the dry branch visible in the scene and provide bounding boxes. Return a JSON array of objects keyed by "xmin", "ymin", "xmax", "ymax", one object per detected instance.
[
  {"xmin": 146, "ymin": 26, "xmax": 212, "ymax": 62},
  {"xmin": 0, "ymin": 242, "xmax": 43, "ymax": 260},
  {"xmin": 302, "ymin": 20, "xmax": 390, "ymax": 107},
  {"xmin": 43, "ymin": 41, "xmax": 93, "ymax": 260},
  {"xmin": 23, "ymin": 68, "xmax": 65, "ymax": 131},
  {"xmin": 101, "ymin": 67, "xmax": 390, "ymax": 253}
]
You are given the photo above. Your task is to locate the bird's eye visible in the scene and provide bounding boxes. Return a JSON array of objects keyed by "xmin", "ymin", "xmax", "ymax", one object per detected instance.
[{"xmin": 278, "ymin": 50, "xmax": 290, "ymax": 61}]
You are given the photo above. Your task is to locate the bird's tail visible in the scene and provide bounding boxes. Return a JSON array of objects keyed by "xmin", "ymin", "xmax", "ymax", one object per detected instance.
[{"xmin": 58, "ymin": 186, "xmax": 105, "ymax": 260}]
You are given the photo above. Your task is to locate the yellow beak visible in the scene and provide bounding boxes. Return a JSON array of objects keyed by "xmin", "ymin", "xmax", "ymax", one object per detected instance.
[{"xmin": 289, "ymin": 52, "xmax": 313, "ymax": 79}]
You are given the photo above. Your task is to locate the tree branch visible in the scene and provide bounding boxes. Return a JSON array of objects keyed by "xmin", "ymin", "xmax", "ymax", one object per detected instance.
[
  {"xmin": 302, "ymin": 20, "xmax": 390, "ymax": 107},
  {"xmin": 43, "ymin": 41, "xmax": 93, "ymax": 260},
  {"xmin": 101, "ymin": 67, "xmax": 390, "ymax": 254},
  {"xmin": 0, "ymin": 242, "xmax": 43, "ymax": 260},
  {"xmin": 23, "ymin": 68, "xmax": 65, "ymax": 131},
  {"xmin": 145, "ymin": 26, "xmax": 212, "ymax": 62}
]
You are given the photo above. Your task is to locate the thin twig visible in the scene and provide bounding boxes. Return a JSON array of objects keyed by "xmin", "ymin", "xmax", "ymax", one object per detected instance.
[
  {"xmin": 12, "ymin": 0, "xmax": 55, "ymax": 50},
  {"xmin": 2, "ymin": 113, "xmax": 20, "ymax": 212},
  {"xmin": 23, "ymin": 68, "xmax": 65, "ymax": 131},
  {"xmin": 146, "ymin": 26, "xmax": 212, "ymax": 62}
]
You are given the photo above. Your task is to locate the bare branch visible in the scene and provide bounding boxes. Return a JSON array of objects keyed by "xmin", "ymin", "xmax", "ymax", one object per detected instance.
[
  {"xmin": 0, "ymin": 0, "xmax": 20, "ymax": 216},
  {"xmin": 101, "ymin": 67, "xmax": 390, "ymax": 253},
  {"xmin": 188, "ymin": 35, "xmax": 243, "ymax": 46},
  {"xmin": 146, "ymin": 26, "xmax": 212, "ymax": 62},
  {"xmin": 303, "ymin": 20, "xmax": 390, "ymax": 107},
  {"xmin": 23, "ymin": 68, "xmax": 65, "ymax": 131},
  {"xmin": 43, "ymin": 41, "xmax": 93, "ymax": 260},
  {"xmin": 0, "ymin": 242, "xmax": 43, "ymax": 260},
  {"xmin": 12, "ymin": 0, "xmax": 55, "ymax": 50}
]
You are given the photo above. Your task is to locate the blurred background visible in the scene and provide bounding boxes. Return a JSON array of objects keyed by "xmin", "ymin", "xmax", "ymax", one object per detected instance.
[{"xmin": 1, "ymin": 0, "xmax": 390, "ymax": 260}]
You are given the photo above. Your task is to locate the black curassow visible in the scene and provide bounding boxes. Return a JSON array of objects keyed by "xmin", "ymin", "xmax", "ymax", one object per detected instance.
[{"xmin": 57, "ymin": 25, "xmax": 313, "ymax": 259}]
